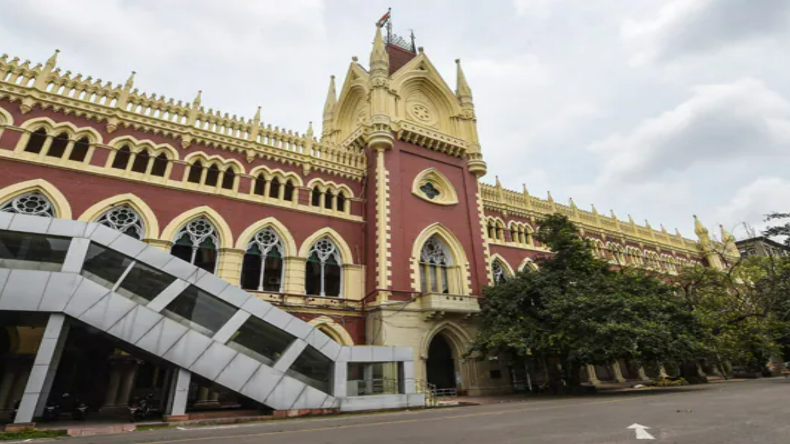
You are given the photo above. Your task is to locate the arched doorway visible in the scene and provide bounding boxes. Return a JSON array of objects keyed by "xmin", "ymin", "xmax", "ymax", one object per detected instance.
[{"xmin": 427, "ymin": 334, "xmax": 456, "ymax": 389}]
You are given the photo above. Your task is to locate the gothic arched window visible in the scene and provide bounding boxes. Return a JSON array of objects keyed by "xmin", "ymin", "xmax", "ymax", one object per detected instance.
[
  {"xmin": 187, "ymin": 160, "xmax": 203, "ymax": 183},
  {"xmin": 253, "ymin": 174, "xmax": 266, "ymax": 196},
  {"xmin": 131, "ymin": 149, "xmax": 150, "ymax": 173},
  {"xmin": 0, "ymin": 192, "xmax": 55, "ymax": 217},
  {"xmin": 269, "ymin": 177, "xmax": 281, "ymax": 199},
  {"xmin": 492, "ymin": 259, "xmax": 509, "ymax": 285},
  {"xmin": 150, "ymin": 153, "xmax": 168, "ymax": 177},
  {"xmin": 284, "ymin": 180, "xmax": 295, "ymax": 202},
  {"xmin": 221, "ymin": 167, "xmax": 235, "ymax": 190},
  {"xmin": 69, "ymin": 137, "xmax": 90, "ymax": 162},
  {"xmin": 171, "ymin": 217, "xmax": 218, "ymax": 273},
  {"xmin": 112, "ymin": 146, "xmax": 132, "ymax": 170},
  {"xmin": 205, "ymin": 164, "xmax": 220, "ymax": 187},
  {"xmin": 305, "ymin": 237, "xmax": 342, "ymax": 297},
  {"xmin": 240, "ymin": 227, "xmax": 284, "ymax": 292},
  {"xmin": 24, "ymin": 129, "xmax": 48, "ymax": 153},
  {"xmin": 46, "ymin": 132, "xmax": 69, "ymax": 158},
  {"xmin": 96, "ymin": 205, "xmax": 144, "ymax": 240},
  {"xmin": 420, "ymin": 235, "xmax": 451, "ymax": 294}
]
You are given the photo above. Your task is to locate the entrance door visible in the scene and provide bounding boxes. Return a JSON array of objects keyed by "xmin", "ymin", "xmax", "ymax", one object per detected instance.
[{"xmin": 426, "ymin": 335, "xmax": 456, "ymax": 389}]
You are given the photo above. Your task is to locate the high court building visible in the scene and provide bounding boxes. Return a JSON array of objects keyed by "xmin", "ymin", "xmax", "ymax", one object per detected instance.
[{"xmin": 0, "ymin": 24, "xmax": 738, "ymax": 422}]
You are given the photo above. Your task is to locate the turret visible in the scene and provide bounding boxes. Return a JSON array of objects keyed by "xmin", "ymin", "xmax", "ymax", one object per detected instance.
[
  {"xmin": 694, "ymin": 215, "xmax": 724, "ymax": 269},
  {"xmin": 322, "ymin": 75, "xmax": 337, "ymax": 142},
  {"xmin": 455, "ymin": 59, "xmax": 486, "ymax": 177},
  {"xmin": 367, "ymin": 23, "xmax": 395, "ymax": 152}
]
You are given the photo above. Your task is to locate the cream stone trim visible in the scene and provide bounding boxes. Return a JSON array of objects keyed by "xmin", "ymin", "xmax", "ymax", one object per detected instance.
[
  {"xmin": 0, "ymin": 179, "xmax": 72, "ymax": 219},
  {"xmin": 419, "ymin": 320, "xmax": 473, "ymax": 360},
  {"xmin": 409, "ymin": 222, "xmax": 472, "ymax": 295},
  {"xmin": 183, "ymin": 151, "xmax": 246, "ymax": 174},
  {"xmin": 77, "ymin": 193, "xmax": 161, "ymax": 240},
  {"xmin": 489, "ymin": 253, "xmax": 515, "ymax": 277},
  {"xmin": 411, "ymin": 167, "xmax": 459, "ymax": 206},
  {"xmin": 0, "ymin": 106, "xmax": 12, "ymax": 139},
  {"xmin": 160, "ymin": 205, "xmax": 234, "ymax": 249},
  {"xmin": 107, "ymin": 135, "xmax": 179, "ymax": 160},
  {"xmin": 15, "ymin": 117, "xmax": 103, "ymax": 148},
  {"xmin": 306, "ymin": 178, "xmax": 354, "ymax": 198},
  {"xmin": 475, "ymin": 189, "xmax": 493, "ymax": 286},
  {"xmin": 248, "ymin": 165, "xmax": 305, "ymax": 187},
  {"xmin": 518, "ymin": 257, "xmax": 539, "ymax": 272},
  {"xmin": 234, "ymin": 217, "xmax": 298, "ymax": 257},
  {"xmin": 308, "ymin": 315, "xmax": 355, "ymax": 345},
  {"xmin": 298, "ymin": 227, "xmax": 354, "ymax": 265},
  {"xmin": 374, "ymin": 149, "xmax": 392, "ymax": 290}
]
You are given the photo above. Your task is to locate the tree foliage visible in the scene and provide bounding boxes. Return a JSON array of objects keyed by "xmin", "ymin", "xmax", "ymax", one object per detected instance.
[{"xmin": 473, "ymin": 214, "xmax": 704, "ymax": 387}]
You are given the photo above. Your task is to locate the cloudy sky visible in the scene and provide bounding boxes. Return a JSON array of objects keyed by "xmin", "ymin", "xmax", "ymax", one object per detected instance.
[{"xmin": 2, "ymin": 0, "xmax": 789, "ymax": 239}]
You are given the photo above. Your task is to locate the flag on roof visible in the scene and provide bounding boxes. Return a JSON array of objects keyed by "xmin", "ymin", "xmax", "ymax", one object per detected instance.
[{"xmin": 377, "ymin": 9, "xmax": 391, "ymax": 27}]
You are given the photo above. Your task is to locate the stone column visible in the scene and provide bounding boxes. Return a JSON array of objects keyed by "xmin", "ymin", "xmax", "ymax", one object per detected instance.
[
  {"xmin": 586, "ymin": 365, "xmax": 600, "ymax": 386},
  {"xmin": 216, "ymin": 248, "xmax": 245, "ymax": 285},
  {"xmin": 165, "ymin": 369, "xmax": 191, "ymax": 421},
  {"xmin": 14, "ymin": 314, "xmax": 69, "ymax": 424},
  {"xmin": 0, "ymin": 358, "xmax": 18, "ymax": 410},
  {"xmin": 611, "ymin": 362, "xmax": 626, "ymax": 383},
  {"xmin": 209, "ymin": 391, "xmax": 220, "ymax": 403},
  {"xmin": 102, "ymin": 364, "xmax": 122, "ymax": 408},
  {"xmin": 116, "ymin": 362, "xmax": 139, "ymax": 407}
]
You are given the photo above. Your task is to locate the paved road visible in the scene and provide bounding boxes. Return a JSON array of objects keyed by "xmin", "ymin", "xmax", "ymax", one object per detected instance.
[{"xmin": 65, "ymin": 378, "xmax": 790, "ymax": 444}]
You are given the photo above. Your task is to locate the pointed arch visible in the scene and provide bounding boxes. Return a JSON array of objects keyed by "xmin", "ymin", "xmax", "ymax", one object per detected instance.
[
  {"xmin": 308, "ymin": 316, "xmax": 354, "ymax": 346},
  {"xmin": 419, "ymin": 320, "xmax": 472, "ymax": 360},
  {"xmin": 234, "ymin": 217, "xmax": 297, "ymax": 257},
  {"xmin": 518, "ymin": 257, "xmax": 539, "ymax": 272},
  {"xmin": 411, "ymin": 223, "xmax": 471, "ymax": 295},
  {"xmin": 0, "ymin": 106, "xmax": 12, "ymax": 139},
  {"xmin": 489, "ymin": 253, "xmax": 515, "ymax": 280},
  {"xmin": 0, "ymin": 179, "xmax": 72, "ymax": 219},
  {"xmin": 412, "ymin": 167, "xmax": 458, "ymax": 205},
  {"xmin": 298, "ymin": 227, "xmax": 354, "ymax": 264},
  {"xmin": 77, "ymin": 193, "xmax": 160, "ymax": 240},
  {"xmin": 160, "ymin": 206, "xmax": 234, "ymax": 249}
]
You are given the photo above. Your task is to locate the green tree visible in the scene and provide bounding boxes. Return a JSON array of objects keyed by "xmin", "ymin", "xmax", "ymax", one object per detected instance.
[
  {"xmin": 674, "ymin": 250, "xmax": 790, "ymax": 375},
  {"xmin": 473, "ymin": 214, "xmax": 703, "ymax": 390}
]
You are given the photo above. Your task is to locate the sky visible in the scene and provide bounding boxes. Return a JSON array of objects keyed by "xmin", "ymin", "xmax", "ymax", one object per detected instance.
[{"xmin": 1, "ymin": 0, "xmax": 788, "ymax": 240}]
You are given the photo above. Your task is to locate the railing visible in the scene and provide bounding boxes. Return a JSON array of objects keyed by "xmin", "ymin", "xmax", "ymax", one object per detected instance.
[
  {"xmin": 346, "ymin": 378, "xmax": 400, "ymax": 397},
  {"xmin": 420, "ymin": 292, "xmax": 481, "ymax": 313},
  {"xmin": 433, "ymin": 388, "xmax": 458, "ymax": 398},
  {"xmin": 414, "ymin": 379, "xmax": 437, "ymax": 407}
]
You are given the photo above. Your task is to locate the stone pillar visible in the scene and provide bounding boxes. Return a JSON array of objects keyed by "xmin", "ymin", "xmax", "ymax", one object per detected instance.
[
  {"xmin": 586, "ymin": 365, "xmax": 600, "ymax": 386},
  {"xmin": 363, "ymin": 364, "xmax": 375, "ymax": 395},
  {"xmin": 285, "ymin": 257, "xmax": 306, "ymax": 294},
  {"xmin": 216, "ymin": 248, "xmax": 245, "ymax": 285},
  {"xmin": 659, "ymin": 365, "xmax": 669, "ymax": 378},
  {"xmin": 611, "ymin": 362, "xmax": 626, "ymax": 383},
  {"xmin": 102, "ymin": 364, "xmax": 122, "ymax": 408},
  {"xmin": 638, "ymin": 367, "xmax": 651, "ymax": 382},
  {"xmin": 165, "ymin": 369, "xmax": 191, "ymax": 421},
  {"xmin": 209, "ymin": 391, "xmax": 220, "ymax": 403},
  {"xmin": 116, "ymin": 363, "xmax": 138, "ymax": 407},
  {"xmin": 0, "ymin": 358, "xmax": 19, "ymax": 410},
  {"xmin": 14, "ymin": 314, "xmax": 69, "ymax": 424}
]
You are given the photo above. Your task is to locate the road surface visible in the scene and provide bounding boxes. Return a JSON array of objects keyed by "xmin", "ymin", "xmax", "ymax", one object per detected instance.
[{"xmin": 64, "ymin": 378, "xmax": 790, "ymax": 443}]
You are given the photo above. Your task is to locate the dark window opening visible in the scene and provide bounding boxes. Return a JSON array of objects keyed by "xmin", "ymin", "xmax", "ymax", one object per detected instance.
[
  {"xmin": 253, "ymin": 175, "xmax": 266, "ymax": 195},
  {"xmin": 205, "ymin": 164, "xmax": 220, "ymax": 187},
  {"xmin": 221, "ymin": 168, "xmax": 235, "ymax": 190},
  {"xmin": 150, "ymin": 153, "xmax": 168, "ymax": 177},
  {"xmin": 131, "ymin": 150, "xmax": 150, "ymax": 173},
  {"xmin": 311, "ymin": 187, "xmax": 321, "ymax": 206},
  {"xmin": 24, "ymin": 129, "xmax": 48, "ymax": 153},
  {"xmin": 269, "ymin": 177, "xmax": 280, "ymax": 198},
  {"xmin": 112, "ymin": 146, "xmax": 132, "ymax": 170},
  {"xmin": 46, "ymin": 132, "xmax": 69, "ymax": 158},
  {"xmin": 187, "ymin": 160, "xmax": 203, "ymax": 183},
  {"xmin": 163, "ymin": 285, "xmax": 236, "ymax": 336},
  {"xmin": 283, "ymin": 180, "xmax": 294, "ymax": 201},
  {"xmin": 69, "ymin": 137, "xmax": 90, "ymax": 162},
  {"xmin": 324, "ymin": 190, "xmax": 334, "ymax": 210},
  {"xmin": 336, "ymin": 192, "xmax": 346, "ymax": 213}
]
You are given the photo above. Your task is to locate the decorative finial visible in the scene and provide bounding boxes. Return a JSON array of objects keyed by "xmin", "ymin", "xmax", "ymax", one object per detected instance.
[
  {"xmin": 352, "ymin": 56, "xmax": 358, "ymax": 62},
  {"xmin": 124, "ymin": 71, "xmax": 136, "ymax": 90},
  {"xmin": 254, "ymin": 106, "xmax": 261, "ymax": 122},
  {"xmin": 455, "ymin": 58, "xmax": 473, "ymax": 102},
  {"xmin": 522, "ymin": 184, "xmax": 529, "ymax": 195},
  {"xmin": 45, "ymin": 49, "xmax": 60, "ymax": 69},
  {"xmin": 591, "ymin": 203, "xmax": 598, "ymax": 215},
  {"xmin": 495, "ymin": 176, "xmax": 502, "ymax": 188},
  {"xmin": 193, "ymin": 90, "xmax": 202, "ymax": 105}
]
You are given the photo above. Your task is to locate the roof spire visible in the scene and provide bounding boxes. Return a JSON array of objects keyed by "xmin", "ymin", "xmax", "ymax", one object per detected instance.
[
  {"xmin": 45, "ymin": 49, "xmax": 60, "ymax": 70},
  {"xmin": 323, "ymin": 75, "xmax": 337, "ymax": 121},
  {"xmin": 455, "ymin": 59, "xmax": 473, "ymax": 105},
  {"xmin": 370, "ymin": 22, "xmax": 389, "ymax": 77},
  {"xmin": 124, "ymin": 71, "xmax": 136, "ymax": 91},
  {"xmin": 693, "ymin": 214, "xmax": 708, "ymax": 236}
]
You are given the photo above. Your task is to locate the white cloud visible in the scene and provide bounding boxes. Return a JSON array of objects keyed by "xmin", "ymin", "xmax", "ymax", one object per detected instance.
[
  {"xmin": 623, "ymin": 0, "xmax": 790, "ymax": 65},
  {"xmin": 513, "ymin": 0, "xmax": 556, "ymax": 19},
  {"xmin": 712, "ymin": 177, "xmax": 790, "ymax": 238},
  {"xmin": 590, "ymin": 78, "xmax": 790, "ymax": 185}
]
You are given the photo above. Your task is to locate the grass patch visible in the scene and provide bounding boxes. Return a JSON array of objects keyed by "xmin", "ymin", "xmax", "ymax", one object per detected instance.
[{"xmin": 0, "ymin": 428, "xmax": 66, "ymax": 441}]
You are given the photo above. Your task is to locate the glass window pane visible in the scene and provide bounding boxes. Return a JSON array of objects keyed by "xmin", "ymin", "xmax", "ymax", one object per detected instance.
[
  {"xmin": 81, "ymin": 243, "xmax": 133, "ymax": 289},
  {"xmin": 227, "ymin": 316, "xmax": 295, "ymax": 366},
  {"xmin": 194, "ymin": 247, "xmax": 216, "ymax": 272},
  {"xmin": 116, "ymin": 261, "xmax": 177, "ymax": 305},
  {"xmin": 263, "ymin": 256, "xmax": 283, "ymax": 292},
  {"xmin": 163, "ymin": 285, "xmax": 236, "ymax": 336},
  {"xmin": 0, "ymin": 230, "xmax": 70, "ymax": 271},
  {"xmin": 240, "ymin": 253, "xmax": 262, "ymax": 290},
  {"xmin": 305, "ymin": 259, "xmax": 321, "ymax": 296},
  {"xmin": 287, "ymin": 345, "xmax": 332, "ymax": 393},
  {"xmin": 324, "ymin": 263, "xmax": 341, "ymax": 297}
]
